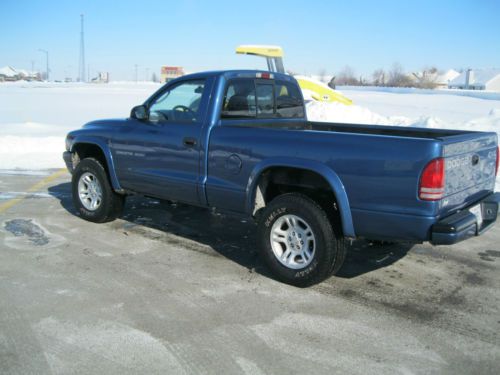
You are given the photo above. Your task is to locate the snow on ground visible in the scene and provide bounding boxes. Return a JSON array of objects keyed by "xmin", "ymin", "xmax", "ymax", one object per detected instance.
[
  {"xmin": 0, "ymin": 81, "xmax": 157, "ymax": 170},
  {"xmin": 0, "ymin": 81, "xmax": 499, "ymax": 189}
]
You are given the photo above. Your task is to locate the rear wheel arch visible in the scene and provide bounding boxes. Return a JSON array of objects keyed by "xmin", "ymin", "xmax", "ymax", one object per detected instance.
[{"xmin": 248, "ymin": 164, "xmax": 355, "ymax": 237}]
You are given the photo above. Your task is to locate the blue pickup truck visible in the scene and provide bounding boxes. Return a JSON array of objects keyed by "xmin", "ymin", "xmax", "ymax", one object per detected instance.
[{"xmin": 64, "ymin": 70, "xmax": 500, "ymax": 286}]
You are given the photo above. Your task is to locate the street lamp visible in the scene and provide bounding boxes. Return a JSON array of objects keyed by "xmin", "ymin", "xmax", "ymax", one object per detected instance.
[
  {"xmin": 38, "ymin": 49, "xmax": 49, "ymax": 81},
  {"xmin": 38, "ymin": 48, "xmax": 49, "ymax": 81}
]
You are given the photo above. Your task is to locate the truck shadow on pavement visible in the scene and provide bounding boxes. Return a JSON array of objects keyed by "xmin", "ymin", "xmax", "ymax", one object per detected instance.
[{"xmin": 48, "ymin": 182, "xmax": 414, "ymax": 282}]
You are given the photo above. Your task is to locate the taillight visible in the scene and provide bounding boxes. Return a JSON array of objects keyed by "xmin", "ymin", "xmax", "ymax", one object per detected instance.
[
  {"xmin": 419, "ymin": 158, "xmax": 445, "ymax": 201},
  {"xmin": 256, "ymin": 72, "xmax": 273, "ymax": 79},
  {"xmin": 496, "ymin": 147, "xmax": 499, "ymax": 176}
]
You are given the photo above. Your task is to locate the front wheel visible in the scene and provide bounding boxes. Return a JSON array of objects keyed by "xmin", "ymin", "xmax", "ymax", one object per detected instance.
[
  {"xmin": 72, "ymin": 157, "xmax": 124, "ymax": 223},
  {"xmin": 257, "ymin": 193, "xmax": 346, "ymax": 287}
]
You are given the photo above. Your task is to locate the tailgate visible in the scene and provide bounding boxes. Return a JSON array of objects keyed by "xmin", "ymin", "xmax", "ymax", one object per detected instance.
[{"xmin": 441, "ymin": 133, "xmax": 497, "ymax": 215}]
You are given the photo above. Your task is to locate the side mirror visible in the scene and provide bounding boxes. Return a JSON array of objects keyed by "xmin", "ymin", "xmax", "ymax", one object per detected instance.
[{"xmin": 130, "ymin": 105, "xmax": 148, "ymax": 120}]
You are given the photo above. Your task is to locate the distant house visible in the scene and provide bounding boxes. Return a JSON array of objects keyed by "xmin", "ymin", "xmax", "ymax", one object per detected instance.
[
  {"xmin": 435, "ymin": 69, "xmax": 460, "ymax": 89},
  {"xmin": 0, "ymin": 66, "xmax": 40, "ymax": 82},
  {"xmin": 410, "ymin": 69, "xmax": 460, "ymax": 89},
  {"xmin": 448, "ymin": 68, "xmax": 500, "ymax": 91},
  {"xmin": 0, "ymin": 66, "xmax": 19, "ymax": 81}
]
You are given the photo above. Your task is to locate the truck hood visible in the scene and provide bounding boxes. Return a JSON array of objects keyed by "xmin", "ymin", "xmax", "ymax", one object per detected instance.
[{"xmin": 82, "ymin": 118, "xmax": 128, "ymax": 129}]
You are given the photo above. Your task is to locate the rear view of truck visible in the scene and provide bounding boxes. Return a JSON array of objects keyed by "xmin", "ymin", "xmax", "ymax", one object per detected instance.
[{"xmin": 424, "ymin": 133, "xmax": 499, "ymax": 244}]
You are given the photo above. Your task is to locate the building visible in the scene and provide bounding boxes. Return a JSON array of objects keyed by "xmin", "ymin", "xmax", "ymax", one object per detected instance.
[
  {"xmin": 0, "ymin": 66, "xmax": 40, "ymax": 82},
  {"xmin": 91, "ymin": 72, "xmax": 109, "ymax": 83},
  {"xmin": 435, "ymin": 69, "xmax": 460, "ymax": 89},
  {"xmin": 161, "ymin": 66, "xmax": 184, "ymax": 83},
  {"xmin": 448, "ymin": 68, "xmax": 500, "ymax": 91},
  {"xmin": 0, "ymin": 66, "xmax": 19, "ymax": 81},
  {"xmin": 410, "ymin": 69, "xmax": 460, "ymax": 89}
]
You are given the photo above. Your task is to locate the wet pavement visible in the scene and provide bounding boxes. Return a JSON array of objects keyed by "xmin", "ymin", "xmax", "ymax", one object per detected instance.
[{"xmin": 1, "ymin": 171, "xmax": 499, "ymax": 374}]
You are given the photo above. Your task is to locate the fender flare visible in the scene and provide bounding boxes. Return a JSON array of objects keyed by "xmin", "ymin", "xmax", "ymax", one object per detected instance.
[
  {"xmin": 245, "ymin": 157, "xmax": 355, "ymax": 237},
  {"xmin": 70, "ymin": 136, "xmax": 122, "ymax": 191}
]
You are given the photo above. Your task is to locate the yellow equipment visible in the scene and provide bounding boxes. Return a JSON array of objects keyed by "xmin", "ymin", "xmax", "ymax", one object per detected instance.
[{"xmin": 235, "ymin": 45, "xmax": 352, "ymax": 105}]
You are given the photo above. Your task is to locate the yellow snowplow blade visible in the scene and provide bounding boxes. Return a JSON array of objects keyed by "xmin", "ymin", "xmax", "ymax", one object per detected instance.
[
  {"xmin": 295, "ymin": 76, "xmax": 353, "ymax": 105},
  {"xmin": 235, "ymin": 44, "xmax": 352, "ymax": 105},
  {"xmin": 236, "ymin": 45, "xmax": 284, "ymax": 58}
]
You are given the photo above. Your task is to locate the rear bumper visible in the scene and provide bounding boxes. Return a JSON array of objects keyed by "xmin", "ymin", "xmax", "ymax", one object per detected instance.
[
  {"xmin": 62, "ymin": 151, "xmax": 74, "ymax": 174},
  {"xmin": 431, "ymin": 192, "xmax": 500, "ymax": 245}
]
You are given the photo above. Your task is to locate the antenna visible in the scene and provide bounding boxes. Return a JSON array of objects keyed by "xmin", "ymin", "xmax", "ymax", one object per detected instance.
[{"xmin": 78, "ymin": 14, "xmax": 86, "ymax": 82}]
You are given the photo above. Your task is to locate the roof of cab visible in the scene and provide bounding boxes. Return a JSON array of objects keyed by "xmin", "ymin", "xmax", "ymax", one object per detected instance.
[{"xmin": 177, "ymin": 69, "xmax": 293, "ymax": 81}]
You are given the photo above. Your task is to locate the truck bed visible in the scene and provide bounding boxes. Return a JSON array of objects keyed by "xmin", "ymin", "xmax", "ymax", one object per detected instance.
[
  {"xmin": 307, "ymin": 121, "xmax": 471, "ymax": 139},
  {"xmin": 244, "ymin": 119, "xmax": 474, "ymax": 139}
]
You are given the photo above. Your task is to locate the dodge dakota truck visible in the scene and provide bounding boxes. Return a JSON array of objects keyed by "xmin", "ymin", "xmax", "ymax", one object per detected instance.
[{"xmin": 63, "ymin": 70, "xmax": 500, "ymax": 286}]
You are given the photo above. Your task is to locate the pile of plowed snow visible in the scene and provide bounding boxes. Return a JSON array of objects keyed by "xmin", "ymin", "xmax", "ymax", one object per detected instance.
[
  {"xmin": 306, "ymin": 101, "xmax": 410, "ymax": 125},
  {"xmin": 307, "ymin": 101, "xmax": 500, "ymax": 133}
]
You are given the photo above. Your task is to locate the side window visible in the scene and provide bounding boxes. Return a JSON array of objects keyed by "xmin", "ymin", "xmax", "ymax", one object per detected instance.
[
  {"xmin": 222, "ymin": 79, "xmax": 256, "ymax": 118},
  {"xmin": 148, "ymin": 79, "xmax": 205, "ymax": 123},
  {"xmin": 256, "ymin": 83, "xmax": 274, "ymax": 117},
  {"xmin": 275, "ymin": 81, "xmax": 304, "ymax": 118}
]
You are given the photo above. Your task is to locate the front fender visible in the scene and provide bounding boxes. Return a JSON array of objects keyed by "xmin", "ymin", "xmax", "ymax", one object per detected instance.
[
  {"xmin": 245, "ymin": 157, "xmax": 355, "ymax": 237},
  {"xmin": 70, "ymin": 136, "xmax": 122, "ymax": 192}
]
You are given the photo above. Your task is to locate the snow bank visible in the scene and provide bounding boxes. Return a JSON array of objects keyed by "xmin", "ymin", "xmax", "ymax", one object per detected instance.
[
  {"xmin": 306, "ymin": 101, "xmax": 410, "ymax": 126},
  {"xmin": 339, "ymin": 85, "xmax": 500, "ymax": 101},
  {"xmin": 0, "ymin": 136, "xmax": 64, "ymax": 170}
]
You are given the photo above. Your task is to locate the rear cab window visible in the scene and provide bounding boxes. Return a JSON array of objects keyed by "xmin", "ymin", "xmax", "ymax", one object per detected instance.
[{"xmin": 221, "ymin": 77, "xmax": 304, "ymax": 119}]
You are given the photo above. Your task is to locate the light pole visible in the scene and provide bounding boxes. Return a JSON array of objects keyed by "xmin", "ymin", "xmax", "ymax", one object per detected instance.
[{"xmin": 38, "ymin": 49, "xmax": 49, "ymax": 81}]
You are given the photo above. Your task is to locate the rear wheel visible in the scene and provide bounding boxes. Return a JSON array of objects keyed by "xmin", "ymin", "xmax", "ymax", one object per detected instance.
[
  {"xmin": 257, "ymin": 193, "xmax": 346, "ymax": 287},
  {"xmin": 72, "ymin": 158, "xmax": 124, "ymax": 223}
]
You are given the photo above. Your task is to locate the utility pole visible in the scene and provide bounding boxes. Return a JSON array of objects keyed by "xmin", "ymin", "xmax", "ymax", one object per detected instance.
[
  {"xmin": 134, "ymin": 64, "xmax": 138, "ymax": 83},
  {"xmin": 38, "ymin": 49, "xmax": 49, "ymax": 81},
  {"xmin": 78, "ymin": 14, "xmax": 86, "ymax": 82}
]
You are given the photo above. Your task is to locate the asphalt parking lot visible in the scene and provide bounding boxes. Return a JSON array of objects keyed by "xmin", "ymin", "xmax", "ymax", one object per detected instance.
[{"xmin": 1, "ymin": 170, "xmax": 499, "ymax": 374}]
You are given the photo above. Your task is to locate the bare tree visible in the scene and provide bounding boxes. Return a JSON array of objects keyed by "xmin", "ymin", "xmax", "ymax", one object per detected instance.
[
  {"xmin": 387, "ymin": 63, "xmax": 413, "ymax": 87},
  {"xmin": 336, "ymin": 65, "xmax": 359, "ymax": 86},
  {"xmin": 151, "ymin": 72, "xmax": 159, "ymax": 82},
  {"xmin": 372, "ymin": 68, "xmax": 386, "ymax": 86}
]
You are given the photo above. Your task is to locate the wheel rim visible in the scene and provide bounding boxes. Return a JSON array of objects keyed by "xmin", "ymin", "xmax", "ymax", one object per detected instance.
[
  {"xmin": 78, "ymin": 172, "xmax": 103, "ymax": 211},
  {"xmin": 270, "ymin": 214, "xmax": 316, "ymax": 269}
]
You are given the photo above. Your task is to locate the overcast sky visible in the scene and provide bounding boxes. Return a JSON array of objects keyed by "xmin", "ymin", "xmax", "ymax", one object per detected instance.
[{"xmin": 1, "ymin": 0, "xmax": 499, "ymax": 81}]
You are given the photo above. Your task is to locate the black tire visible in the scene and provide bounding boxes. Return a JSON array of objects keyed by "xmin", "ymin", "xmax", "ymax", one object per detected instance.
[
  {"xmin": 257, "ymin": 193, "xmax": 346, "ymax": 287},
  {"xmin": 72, "ymin": 158, "xmax": 124, "ymax": 223}
]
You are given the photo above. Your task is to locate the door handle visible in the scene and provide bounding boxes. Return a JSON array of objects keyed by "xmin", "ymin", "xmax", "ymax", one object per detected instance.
[{"xmin": 183, "ymin": 137, "xmax": 197, "ymax": 147}]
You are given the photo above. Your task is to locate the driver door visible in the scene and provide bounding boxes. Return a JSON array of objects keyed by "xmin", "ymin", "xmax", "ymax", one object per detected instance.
[{"xmin": 111, "ymin": 79, "xmax": 209, "ymax": 204}]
